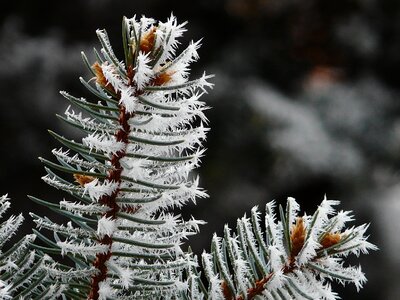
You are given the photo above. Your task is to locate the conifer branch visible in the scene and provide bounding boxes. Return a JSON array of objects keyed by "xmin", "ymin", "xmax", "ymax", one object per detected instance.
[
  {"xmin": 31, "ymin": 14, "xmax": 212, "ymax": 299},
  {"xmin": 0, "ymin": 195, "xmax": 62, "ymax": 299},
  {"xmin": 190, "ymin": 197, "xmax": 377, "ymax": 300}
]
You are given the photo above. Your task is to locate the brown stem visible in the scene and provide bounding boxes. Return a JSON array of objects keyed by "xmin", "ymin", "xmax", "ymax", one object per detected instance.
[
  {"xmin": 233, "ymin": 258, "xmax": 298, "ymax": 300},
  {"xmin": 234, "ymin": 273, "xmax": 274, "ymax": 300},
  {"xmin": 87, "ymin": 106, "xmax": 131, "ymax": 300}
]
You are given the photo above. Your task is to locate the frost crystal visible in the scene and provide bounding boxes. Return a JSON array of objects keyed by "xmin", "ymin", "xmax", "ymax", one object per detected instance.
[
  {"xmin": 98, "ymin": 280, "xmax": 116, "ymax": 300},
  {"xmin": 134, "ymin": 52, "xmax": 153, "ymax": 89},
  {"xmin": 0, "ymin": 280, "xmax": 11, "ymax": 300},
  {"xmin": 97, "ymin": 216, "xmax": 117, "ymax": 237},
  {"xmin": 83, "ymin": 179, "xmax": 118, "ymax": 202}
]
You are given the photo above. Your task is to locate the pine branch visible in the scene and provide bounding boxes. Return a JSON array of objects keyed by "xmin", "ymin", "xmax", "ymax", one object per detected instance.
[
  {"xmin": 31, "ymin": 14, "xmax": 212, "ymax": 299},
  {"xmin": 191, "ymin": 197, "xmax": 377, "ymax": 300},
  {"xmin": 0, "ymin": 195, "xmax": 63, "ymax": 299}
]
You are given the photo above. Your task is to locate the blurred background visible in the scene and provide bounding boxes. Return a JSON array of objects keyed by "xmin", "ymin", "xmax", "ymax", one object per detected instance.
[{"xmin": 1, "ymin": 0, "xmax": 399, "ymax": 298}]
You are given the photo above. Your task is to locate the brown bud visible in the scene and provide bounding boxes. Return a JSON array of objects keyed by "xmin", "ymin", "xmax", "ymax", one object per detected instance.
[
  {"xmin": 320, "ymin": 232, "xmax": 341, "ymax": 249},
  {"xmin": 290, "ymin": 217, "xmax": 306, "ymax": 257},
  {"xmin": 91, "ymin": 62, "xmax": 116, "ymax": 94},
  {"xmin": 221, "ymin": 281, "xmax": 233, "ymax": 299},
  {"xmin": 73, "ymin": 174, "xmax": 95, "ymax": 186},
  {"xmin": 152, "ymin": 71, "xmax": 173, "ymax": 86},
  {"xmin": 140, "ymin": 27, "xmax": 157, "ymax": 53}
]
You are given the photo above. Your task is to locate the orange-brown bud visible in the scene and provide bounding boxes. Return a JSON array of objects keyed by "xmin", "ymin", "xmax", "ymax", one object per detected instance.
[
  {"xmin": 73, "ymin": 174, "xmax": 95, "ymax": 186},
  {"xmin": 91, "ymin": 62, "xmax": 116, "ymax": 94},
  {"xmin": 92, "ymin": 62, "xmax": 108, "ymax": 86},
  {"xmin": 320, "ymin": 232, "xmax": 341, "ymax": 249},
  {"xmin": 140, "ymin": 27, "xmax": 157, "ymax": 53},
  {"xmin": 152, "ymin": 71, "xmax": 173, "ymax": 86},
  {"xmin": 290, "ymin": 217, "xmax": 306, "ymax": 257},
  {"xmin": 221, "ymin": 281, "xmax": 233, "ymax": 299}
]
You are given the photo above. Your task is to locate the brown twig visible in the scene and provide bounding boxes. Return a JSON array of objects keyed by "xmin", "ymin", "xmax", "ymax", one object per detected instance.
[{"xmin": 87, "ymin": 105, "xmax": 131, "ymax": 300}]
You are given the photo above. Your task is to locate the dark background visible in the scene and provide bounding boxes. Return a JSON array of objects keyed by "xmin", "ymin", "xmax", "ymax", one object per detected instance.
[{"xmin": 1, "ymin": 0, "xmax": 399, "ymax": 298}]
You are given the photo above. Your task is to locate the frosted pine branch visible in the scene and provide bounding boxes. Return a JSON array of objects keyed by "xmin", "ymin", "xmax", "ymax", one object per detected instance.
[
  {"xmin": 31, "ymin": 13, "xmax": 212, "ymax": 299},
  {"xmin": 192, "ymin": 197, "xmax": 377, "ymax": 300},
  {"xmin": 0, "ymin": 196, "xmax": 61, "ymax": 299}
]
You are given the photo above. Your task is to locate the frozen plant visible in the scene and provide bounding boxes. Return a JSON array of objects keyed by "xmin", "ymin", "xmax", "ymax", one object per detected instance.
[
  {"xmin": 0, "ymin": 13, "xmax": 377, "ymax": 300},
  {"xmin": 190, "ymin": 196, "xmax": 377, "ymax": 299},
  {"xmin": 30, "ymin": 14, "xmax": 212, "ymax": 299},
  {"xmin": 0, "ymin": 195, "xmax": 62, "ymax": 299}
]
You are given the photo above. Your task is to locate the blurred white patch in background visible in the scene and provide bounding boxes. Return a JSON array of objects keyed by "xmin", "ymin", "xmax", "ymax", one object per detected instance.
[
  {"xmin": 372, "ymin": 183, "xmax": 400, "ymax": 299},
  {"xmin": 248, "ymin": 81, "xmax": 365, "ymax": 177},
  {"xmin": 0, "ymin": 17, "xmax": 91, "ymax": 160}
]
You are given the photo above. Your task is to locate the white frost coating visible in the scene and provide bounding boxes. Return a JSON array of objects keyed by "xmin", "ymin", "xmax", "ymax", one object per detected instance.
[
  {"xmin": 234, "ymin": 258, "xmax": 250, "ymax": 295},
  {"xmin": 83, "ymin": 179, "xmax": 118, "ymax": 202},
  {"xmin": 119, "ymin": 157, "xmax": 147, "ymax": 181},
  {"xmin": 124, "ymin": 15, "xmax": 140, "ymax": 41},
  {"xmin": 202, "ymin": 252, "xmax": 224, "ymax": 299},
  {"xmin": 139, "ymin": 16, "xmax": 155, "ymax": 35},
  {"xmin": 175, "ymin": 280, "xmax": 189, "ymax": 295},
  {"xmin": 331, "ymin": 210, "xmax": 354, "ymax": 232},
  {"xmin": 64, "ymin": 106, "xmax": 118, "ymax": 133},
  {"xmin": 303, "ymin": 271, "xmax": 339, "ymax": 300},
  {"xmin": 96, "ymin": 29, "xmax": 121, "ymax": 67},
  {"xmin": 0, "ymin": 214, "xmax": 24, "ymax": 243},
  {"xmin": 196, "ymin": 72, "xmax": 215, "ymax": 93},
  {"xmin": 107, "ymin": 259, "xmax": 133, "ymax": 288},
  {"xmin": 320, "ymin": 196, "xmax": 340, "ymax": 216},
  {"xmin": 57, "ymin": 240, "xmax": 109, "ymax": 259},
  {"xmin": 44, "ymin": 263, "xmax": 97, "ymax": 281},
  {"xmin": 37, "ymin": 284, "xmax": 66, "ymax": 300},
  {"xmin": 306, "ymin": 197, "xmax": 341, "ymax": 241},
  {"xmin": 288, "ymin": 271, "xmax": 320, "ymax": 299},
  {"xmin": 268, "ymin": 246, "xmax": 284, "ymax": 272},
  {"xmin": 0, "ymin": 260, "xmax": 18, "ymax": 273},
  {"xmin": 98, "ymin": 280, "xmax": 117, "ymax": 300},
  {"xmin": 159, "ymin": 39, "xmax": 201, "ymax": 85},
  {"xmin": 32, "ymin": 217, "xmax": 91, "ymax": 239},
  {"xmin": 336, "ymin": 223, "xmax": 378, "ymax": 256},
  {"xmin": 97, "ymin": 216, "xmax": 117, "ymax": 238},
  {"xmin": 266, "ymin": 270, "xmax": 285, "ymax": 291},
  {"xmin": 119, "ymin": 86, "xmax": 137, "ymax": 113},
  {"xmin": 42, "ymin": 174, "xmax": 82, "ymax": 195},
  {"xmin": 156, "ymin": 14, "xmax": 188, "ymax": 65},
  {"xmin": 101, "ymin": 63, "xmax": 127, "ymax": 91},
  {"xmin": 265, "ymin": 205, "xmax": 284, "ymax": 251},
  {"xmin": 296, "ymin": 237, "xmax": 320, "ymax": 266},
  {"xmin": 52, "ymin": 148, "xmax": 109, "ymax": 171},
  {"xmin": 107, "ymin": 260, "xmax": 134, "ymax": 288},
  {"xmin": 0, "ymin": 280, "xmax": 11, "ymax": 300},
  {"xmin": 0, "ymin": 234, "xmax": 35, "ymax": 272},
  {"xmin": 13, "ymin": 251, "xmax": 36, "ymax": 287},
  {"xmin": 0, "ymin": 195, "xmax": 10, "ymax": 218},
  {"xmin": 60, "ymin": 200, "xmax": 107, "ymax": 215},
  {"xmin": 134, "ymin": 52, "xmax": 153, "ymax": 90},
  {"xmin": 312, "ymin": 259, "xmax": 367, "ymax": 292},
  {"xmin": 83, "ymin": 133, "xmax": 124, "ymax": 155},
  {"xmin": 287, "ymin": 196, "xmax": 300, "ymax": 226}
]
